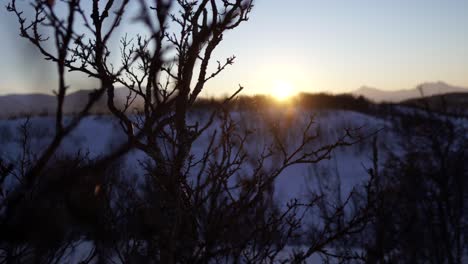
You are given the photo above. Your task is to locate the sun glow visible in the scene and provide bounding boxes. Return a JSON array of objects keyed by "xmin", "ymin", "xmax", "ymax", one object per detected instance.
[{"xmin": 271, "ymin": 81, "xmax": 295, "ymax": 101}]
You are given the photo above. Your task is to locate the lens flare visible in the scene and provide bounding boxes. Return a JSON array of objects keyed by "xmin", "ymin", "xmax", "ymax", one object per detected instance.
[{"xmin": 272, "ymin": 81, "xmax": 295, "ymax": 101}]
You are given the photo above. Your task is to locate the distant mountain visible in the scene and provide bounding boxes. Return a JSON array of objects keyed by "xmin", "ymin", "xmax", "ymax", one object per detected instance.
[
  {"xmin": 0, "ymin": 93, "xmax": 56, "ymax": 118},
  {"xmin": 351, "ymin": 82, "xmax": 468, "ymax": 102},
  {"xmin": 0, "ymin": 88, "xmax": 144, "ymax": 118},
  {"xmin": 2, "ymin": 81, "xmax": 467, "ymax": 118}
]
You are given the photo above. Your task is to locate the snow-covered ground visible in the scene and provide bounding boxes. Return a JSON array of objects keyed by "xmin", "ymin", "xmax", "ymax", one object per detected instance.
[
  {"xmin": 0, "ymin": 109, "xmax": 392, "ymax": 199},
  {"xmin": 0, "ymin": 109, "xmax": 400, "ymax": 263}
]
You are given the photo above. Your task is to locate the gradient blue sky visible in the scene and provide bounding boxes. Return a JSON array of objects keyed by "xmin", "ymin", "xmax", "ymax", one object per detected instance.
[{"xmin": 1, "ymin": 0, "xmax": 467, "ymax": 96}]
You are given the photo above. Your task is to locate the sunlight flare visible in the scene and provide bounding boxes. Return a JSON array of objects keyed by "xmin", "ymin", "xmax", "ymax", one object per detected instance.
[{"xmin": 272, "ymin": 80, "xmax": 295, "ymax": 101}]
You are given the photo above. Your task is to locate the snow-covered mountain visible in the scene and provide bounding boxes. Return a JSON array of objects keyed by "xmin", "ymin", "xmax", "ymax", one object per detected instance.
[{"xmin": 352, "ymin": 81, "xmax": 468, "ymax": 102}]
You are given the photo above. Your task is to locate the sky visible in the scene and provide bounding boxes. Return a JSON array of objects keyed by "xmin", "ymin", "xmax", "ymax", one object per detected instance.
[{"xmin": 0, "ymin": 0, "xmax": 467, "ymax": 96}]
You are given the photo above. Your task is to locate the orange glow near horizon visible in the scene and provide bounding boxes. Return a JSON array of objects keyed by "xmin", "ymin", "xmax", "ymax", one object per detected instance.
[{"xmin": 271, "ymin": 80, "xmax": 296, "ymax": 101}]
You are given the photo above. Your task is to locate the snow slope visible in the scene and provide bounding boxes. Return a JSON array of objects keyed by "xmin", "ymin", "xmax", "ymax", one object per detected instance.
[
  {"xmin": 0, "ymin": 109, "xmax": 396, "ymax": 263},
  {"xmin": 0, "ymin": 110, "xmax": 392, "ymax": 203}
]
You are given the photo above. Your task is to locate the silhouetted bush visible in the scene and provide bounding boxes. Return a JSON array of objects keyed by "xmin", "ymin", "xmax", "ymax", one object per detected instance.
[{"xmin": 354, "ymin": 107, "xmax": 468, "ymax": 263}]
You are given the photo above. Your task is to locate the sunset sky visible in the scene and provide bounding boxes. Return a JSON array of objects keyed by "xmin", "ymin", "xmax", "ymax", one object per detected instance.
[{"xmin": 0, "ymin": 0, "xmax": 467, "ymax": 96}]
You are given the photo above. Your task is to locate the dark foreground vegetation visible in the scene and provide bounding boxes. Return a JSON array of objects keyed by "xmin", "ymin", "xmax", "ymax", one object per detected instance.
[{"xmin": 1, "ymin": 0, "xmax": 468, "ymax": 263}]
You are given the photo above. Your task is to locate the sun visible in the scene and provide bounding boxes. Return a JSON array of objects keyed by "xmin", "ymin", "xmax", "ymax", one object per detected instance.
[{"xmin": 272, "ymin": 81, "xmax": 295, "ymax": 101}]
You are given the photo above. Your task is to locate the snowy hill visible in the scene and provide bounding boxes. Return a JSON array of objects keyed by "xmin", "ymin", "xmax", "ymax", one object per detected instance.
[
  {"xmin": 0, "ymin": 108, "xmax": 466, "ymax": 263},
  {"xmin": 0, "ymin": 110, "xmax": 389, "ymax": 198}
]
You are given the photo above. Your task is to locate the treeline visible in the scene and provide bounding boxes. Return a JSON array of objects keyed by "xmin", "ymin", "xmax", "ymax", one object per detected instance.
[
  {"xmin": 402, "ymin": 92, "xmax": 468, "ymax": 118},
  {"xmin": 194, "ymin": 93, "xmax": 378, "ymax": 113},
  {"xmin": 10, "ymin": 91, "xmax": 468, "ymax": 121}
]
